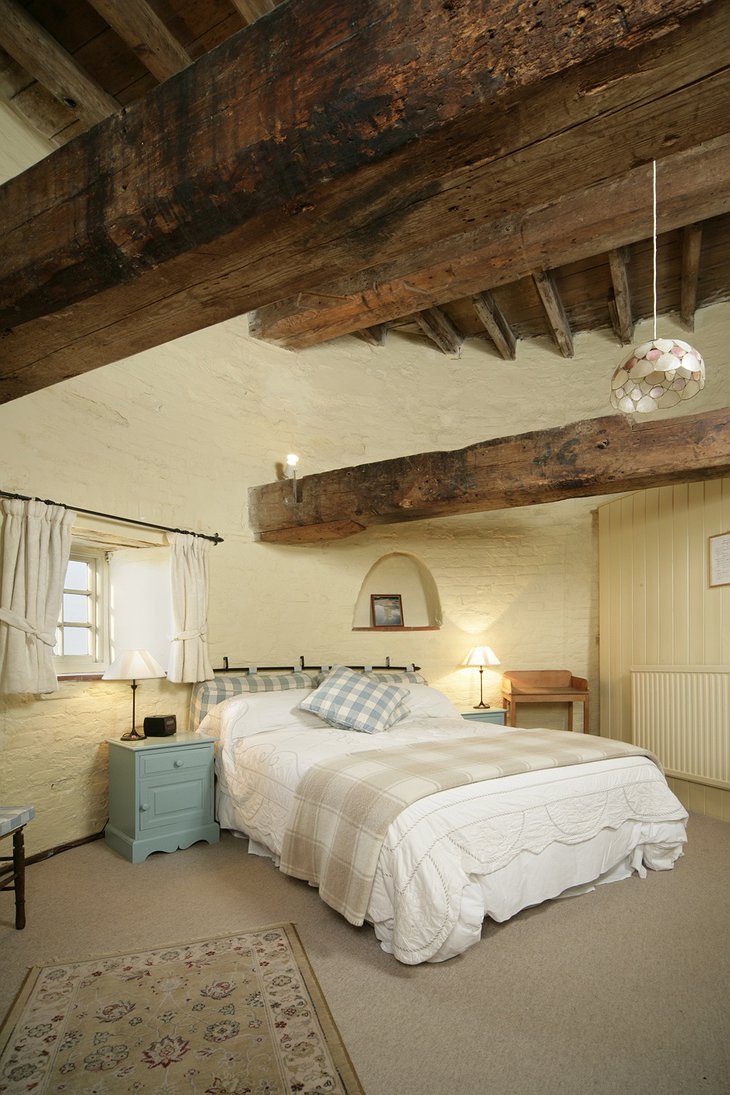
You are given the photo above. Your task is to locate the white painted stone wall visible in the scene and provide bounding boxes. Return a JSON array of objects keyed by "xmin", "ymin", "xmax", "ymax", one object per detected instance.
[{"xmin": 1, "ymin": 287, "xmax": 728, "ymax": 853}]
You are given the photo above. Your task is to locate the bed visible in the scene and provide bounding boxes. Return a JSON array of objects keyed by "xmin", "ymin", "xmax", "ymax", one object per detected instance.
[{"xmin": 192, "ymin": 668, "xmax": 688, "ymax": 965}]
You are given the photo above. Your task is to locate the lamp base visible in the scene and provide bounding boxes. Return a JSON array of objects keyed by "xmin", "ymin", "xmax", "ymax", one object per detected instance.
[
  {"xmin": 120, "ymin": 728, "xmax": 146, "ymax": 741},
  {"xmin": 473, "ymin": 702, "xmax": 491, "ymax": 709}
]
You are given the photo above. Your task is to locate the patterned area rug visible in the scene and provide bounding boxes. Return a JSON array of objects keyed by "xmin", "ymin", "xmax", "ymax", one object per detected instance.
[{"xmin": 0, "ymin": 923, "xmax": 363, "ymax": 1094}]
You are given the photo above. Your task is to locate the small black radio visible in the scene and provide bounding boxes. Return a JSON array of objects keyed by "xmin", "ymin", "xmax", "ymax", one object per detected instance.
[{"xmin": 143, "ymin": 715, "xmax": 177, "ymax": 737}]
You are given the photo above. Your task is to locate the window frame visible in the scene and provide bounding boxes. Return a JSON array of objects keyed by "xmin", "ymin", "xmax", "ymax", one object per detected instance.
[{"xmin": 54, "ymin": 545, "xmax": 111, "ymax": 677}]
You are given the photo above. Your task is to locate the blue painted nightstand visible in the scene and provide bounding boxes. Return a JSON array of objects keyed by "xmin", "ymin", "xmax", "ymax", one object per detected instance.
[
  {"xmin": 105, "ymin": 733, "xmax": 219, "ymax": 863},
  {"xmin": 461, "ymin": 709, "xmax": 507, "ymax": 726}
]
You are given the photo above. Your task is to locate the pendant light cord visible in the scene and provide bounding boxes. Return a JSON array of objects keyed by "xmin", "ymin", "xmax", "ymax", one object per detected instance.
[{"xmin": 652, "ymin": 159, "xmax": 657, "ymax": 341}]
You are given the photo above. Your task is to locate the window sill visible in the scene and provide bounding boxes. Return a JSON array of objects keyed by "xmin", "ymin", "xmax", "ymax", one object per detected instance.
[{"xmin": 57, "ymin": 673, "xmax": 105, "ymax": 682}]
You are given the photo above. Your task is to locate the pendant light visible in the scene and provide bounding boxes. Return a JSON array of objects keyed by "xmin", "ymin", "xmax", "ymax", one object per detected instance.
[{"xmin": 609, "ymin": 161, "xmax": 705, "ymax": 414}]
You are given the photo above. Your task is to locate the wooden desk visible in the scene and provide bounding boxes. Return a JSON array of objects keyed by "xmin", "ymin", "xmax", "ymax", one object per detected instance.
[{"xmin": 501, "ymin": 671, "xmax": 589, "ymax": 732}]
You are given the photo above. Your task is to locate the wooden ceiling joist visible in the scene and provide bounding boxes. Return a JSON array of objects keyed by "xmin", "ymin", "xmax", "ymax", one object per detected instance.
[
  {"xmin": 357, "ymin": 325, "xmax": 388, "ymax": 347},
  {"xmin": 248, "ymin": 409, "xmax": 730, "ymax": 544},
  {"xmin": 231, "ymin": 0, "xmax": 279, "ymax": 23},
  {"xmin": 607, "ymin": 248, "xmax": 634, "ymax": 344},
  {"xmin": 681, "ymin": 223, "xmax": 703, "ymax": 330},
  {"xmin": 0, "ymin": 0, "xmax": 118, "ymax": 126},
  {"xmin": 532, "ymin": 270, "xmax": 574, "ymax": 357},
  {"xmin": 0, "ymin": 0, "xmax": 724, "ymax": 403},
  {"xmin": 86, "ymin": 0, "xmax": 192, "ymax": 82},
  {"xmin": 471, "ymin": 291, "xmax": 516, "ymax": 361},
  {"xmin": 415, "ymin": 307, "xmax": 463, "ymax": 357}
]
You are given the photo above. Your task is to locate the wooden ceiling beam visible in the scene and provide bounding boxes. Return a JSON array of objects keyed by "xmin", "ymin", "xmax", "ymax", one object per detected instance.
[
  {"xmin": 607, "ymin": 247, "xmax": 634, "ymax": 344},
  {"xmin": 680, "ymin": 223, "xmax": 703, "ymax": 330},
  {"xmin": 415, "ymin": 307, "xmax": 463, "ymax": 357},
  {"xmin": 533, "ymin": 270, "xmax": 574, "ymax": 358},
  {"xmin": 0, "ymin": 0, "xmax": 722, "ymax": 401},
  {"xmin": 248, "ymin": 409, "xmax": 730, "ymax": 544},
  {"xmin": 0, "ymin": 0, "xmax": 118, "ymax": 127},
  {"xmin": 250, "ymin": 134, "xmax": 730, "ymax": 351},
  {"xmin": 0, "ymin": 46, "xmax": 67, "ymax": 148},
  {"xmin": 472, "ymin": 291, "xmax": 516, "ymax": 360},
  {"xmin": 86, "ymin": 0, "xmax": 192, "ymax": 83}
]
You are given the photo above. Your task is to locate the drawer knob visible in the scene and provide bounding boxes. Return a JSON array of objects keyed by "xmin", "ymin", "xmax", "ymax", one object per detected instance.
[
  {"xmin": 140, "ymin": 803, "xmax": 149, "ymax": 812},
  {"xmin": 174, "ymin": 759, "xmax": 184, "ymax": 768}
]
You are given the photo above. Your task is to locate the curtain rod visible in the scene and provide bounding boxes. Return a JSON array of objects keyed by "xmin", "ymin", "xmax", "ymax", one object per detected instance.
[{"xmin": 0, "ymin": 489, "xmax": 223, "ymax": 545}]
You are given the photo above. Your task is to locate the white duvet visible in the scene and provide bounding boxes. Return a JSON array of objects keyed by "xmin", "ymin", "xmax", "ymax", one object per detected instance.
[{"xmin": 197, "ymin": 686, "xmax": 688, "ymax": 964}]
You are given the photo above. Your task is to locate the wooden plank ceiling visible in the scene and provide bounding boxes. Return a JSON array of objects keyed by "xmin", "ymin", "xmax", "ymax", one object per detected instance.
[{"xmin": 0, "ymin": 0, "xmax": 728, "ymax": 407}]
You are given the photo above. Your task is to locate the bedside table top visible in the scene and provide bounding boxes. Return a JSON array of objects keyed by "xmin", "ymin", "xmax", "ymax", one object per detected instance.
[
  {"xmin": 107, "ymin": 733, "xmax": 214, "ymax": 750},
  {"xmin": 461, "ymin": 709, "xmax": 507, "ymax": 724}
]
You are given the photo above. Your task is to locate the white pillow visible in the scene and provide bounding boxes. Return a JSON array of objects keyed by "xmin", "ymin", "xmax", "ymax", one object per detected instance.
[
  {"xmin": 197, "ymin": 688, "xmax": 322, "ymax": 746},
  {"xmin": 401, "ymin": 684, "xmax": 460, "ymax": 718}
]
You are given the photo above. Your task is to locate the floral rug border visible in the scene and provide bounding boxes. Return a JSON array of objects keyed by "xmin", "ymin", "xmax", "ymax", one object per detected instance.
[{"xmin": 0, "ymin": 922, "xmax": 363, "ymax": 1094}]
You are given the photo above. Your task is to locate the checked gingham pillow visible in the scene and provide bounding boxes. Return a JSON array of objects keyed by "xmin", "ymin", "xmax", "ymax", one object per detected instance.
[{"xmin": 300, "ymin": 664, "xmax": 409, "ymax": 733}]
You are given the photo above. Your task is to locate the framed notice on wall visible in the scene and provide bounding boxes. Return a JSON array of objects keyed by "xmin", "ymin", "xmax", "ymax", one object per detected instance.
[{"xmin": 708, "ymin": 532, "xmax": 730, "ymax": 587}]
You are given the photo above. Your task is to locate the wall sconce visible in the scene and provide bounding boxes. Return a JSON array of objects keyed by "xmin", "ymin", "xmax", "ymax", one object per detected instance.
[
  {"xmin": 284, "ymin": 453, "xmax": 299, "ymax": 503},
  {"xmin": 462, "ymin": 645, "xmax": 500, "ymax": 709}
]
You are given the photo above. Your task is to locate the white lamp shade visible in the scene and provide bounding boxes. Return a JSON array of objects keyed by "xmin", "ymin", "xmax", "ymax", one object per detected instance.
[
  {"xmin": 462, "ymin": 645, "xmax": 500, "ymax": 668},
  {"xmin": 103, "ymin": 649, "xmax": 166, "ymax": 681}
]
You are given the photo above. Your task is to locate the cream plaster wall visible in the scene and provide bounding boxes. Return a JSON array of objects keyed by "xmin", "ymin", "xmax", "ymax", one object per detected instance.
[
  {"xmin": 0, "ymin": 103, "xmax": 50, "ymax": 184},
  {"xmin": 1, "ymin": 282, "xmax": 729, "ymax": 852}
]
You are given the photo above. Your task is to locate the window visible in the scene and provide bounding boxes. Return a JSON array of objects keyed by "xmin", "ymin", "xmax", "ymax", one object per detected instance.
[{"xmin": 54, "ymin": 547, "xmax": 110, "ymax": 675}]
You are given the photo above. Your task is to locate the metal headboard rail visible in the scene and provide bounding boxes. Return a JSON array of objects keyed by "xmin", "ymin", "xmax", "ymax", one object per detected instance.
[{"xmin": 213, "ymin": 655, "xmax": 420, "ymax": 674}]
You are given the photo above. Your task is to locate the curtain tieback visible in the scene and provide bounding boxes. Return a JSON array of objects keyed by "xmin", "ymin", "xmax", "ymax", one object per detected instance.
[
  {"xmin": 0, "ymin": 608, "xmax": 55, "ymax": 645},
  {"xmin": 173, "ymin": 628, "xmax": 207, "ymax": 642}
]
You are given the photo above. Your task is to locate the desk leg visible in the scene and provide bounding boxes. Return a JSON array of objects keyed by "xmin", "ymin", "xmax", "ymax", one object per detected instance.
[
  {"xmin": 567, "ymin": 703, "xmax": 573, "ymax": 732},
  {"xmin": 13, "ymin": 827, "xmax": 26, "ymax": 930},
  {"xmin": 509, "ymin": 701, "xmax": 517, "ymax": 727}
]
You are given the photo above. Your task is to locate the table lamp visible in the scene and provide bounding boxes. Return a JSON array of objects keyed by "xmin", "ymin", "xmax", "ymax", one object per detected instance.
[
  {"xmin": 102, "ymin": 649, "xmax": 166, "ymax": 740},
  {"xmin": 462, "ymin": 645, "xmax": 500, "ymax": 709}
]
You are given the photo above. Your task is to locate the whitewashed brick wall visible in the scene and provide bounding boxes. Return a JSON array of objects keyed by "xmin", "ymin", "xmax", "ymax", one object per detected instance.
[{"xmin": 1, "ymin": 304, "xmax": 728, "ymax": 854}]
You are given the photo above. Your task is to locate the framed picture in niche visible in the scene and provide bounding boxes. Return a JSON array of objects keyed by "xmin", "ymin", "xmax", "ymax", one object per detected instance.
[{"xmin": 371, "ymin": 594, "xmax": 404, "ymax": 628}]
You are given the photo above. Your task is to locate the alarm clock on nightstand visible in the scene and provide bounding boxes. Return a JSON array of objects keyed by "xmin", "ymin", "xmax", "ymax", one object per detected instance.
[{"xmin": 143, "ymin": 715, "xmax": 177, "ymax": 737}]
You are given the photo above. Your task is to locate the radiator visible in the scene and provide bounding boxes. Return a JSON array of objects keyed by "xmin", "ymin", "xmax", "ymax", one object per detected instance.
[{"xmin": 631, "ymin": 666, "xmax": 730, "ymax": 788}]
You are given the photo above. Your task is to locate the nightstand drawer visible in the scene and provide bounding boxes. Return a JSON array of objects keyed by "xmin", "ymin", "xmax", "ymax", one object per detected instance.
[{"xmin": 141, "ymin": 746, "xmax": 210, "ymax": 777}]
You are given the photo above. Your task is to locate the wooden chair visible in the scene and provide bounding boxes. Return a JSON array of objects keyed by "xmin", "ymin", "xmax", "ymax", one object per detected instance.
[
  {"xmin": 0, "ymin": 806, "xmax": 35, "ymax": 930},
  {"xmin": 501, "ymin": 671, "xmax": 589, "ymax": 732}
]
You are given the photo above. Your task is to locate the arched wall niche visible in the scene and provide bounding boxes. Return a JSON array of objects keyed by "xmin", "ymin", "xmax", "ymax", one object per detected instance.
[{"xmin": 352, "ymin": 551, "xmax": 442, "ymax": 631}]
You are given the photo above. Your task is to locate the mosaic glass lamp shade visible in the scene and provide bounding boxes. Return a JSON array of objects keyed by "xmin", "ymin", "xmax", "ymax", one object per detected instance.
[{"xmin": 609, "ymin": 338, "xmax": 705, "ymax": 414}]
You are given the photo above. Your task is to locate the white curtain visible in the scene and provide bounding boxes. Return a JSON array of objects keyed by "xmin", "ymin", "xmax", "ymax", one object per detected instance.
[
  {"xmin": 0, "ymin": 499, "xmax": 75, "ymax": 695},
  {"xmin": 167, "ymin": 532, "xmax": 214, "ymax": 683}
]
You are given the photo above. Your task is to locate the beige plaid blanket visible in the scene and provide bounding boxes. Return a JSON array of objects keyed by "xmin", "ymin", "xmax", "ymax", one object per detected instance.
[{"xmin": 278, "ymin": 729, "xmax": 660, "ymax": 925}]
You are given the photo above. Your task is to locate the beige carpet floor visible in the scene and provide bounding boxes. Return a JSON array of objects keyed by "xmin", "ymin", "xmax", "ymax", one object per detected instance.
[{"xmin": 2, "ymin": 813, "xmax": 729, "ymax": 1095}]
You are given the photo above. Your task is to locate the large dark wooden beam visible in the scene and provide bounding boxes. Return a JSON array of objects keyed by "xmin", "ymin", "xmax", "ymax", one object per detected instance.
[
  {"xmin": 0, "ymin": 0, "xmax": 719, "ymax": 402},
  {"xmin": 249, "ymin": 0, "xmax": 730, "ymax": 350},
  {"xmin": 248, "ymin": 409, "xmax": 730, "ymax": 544},
  {"xmin": 251, "ymin": 132, "xmax": 730, "ymax": 350}
]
